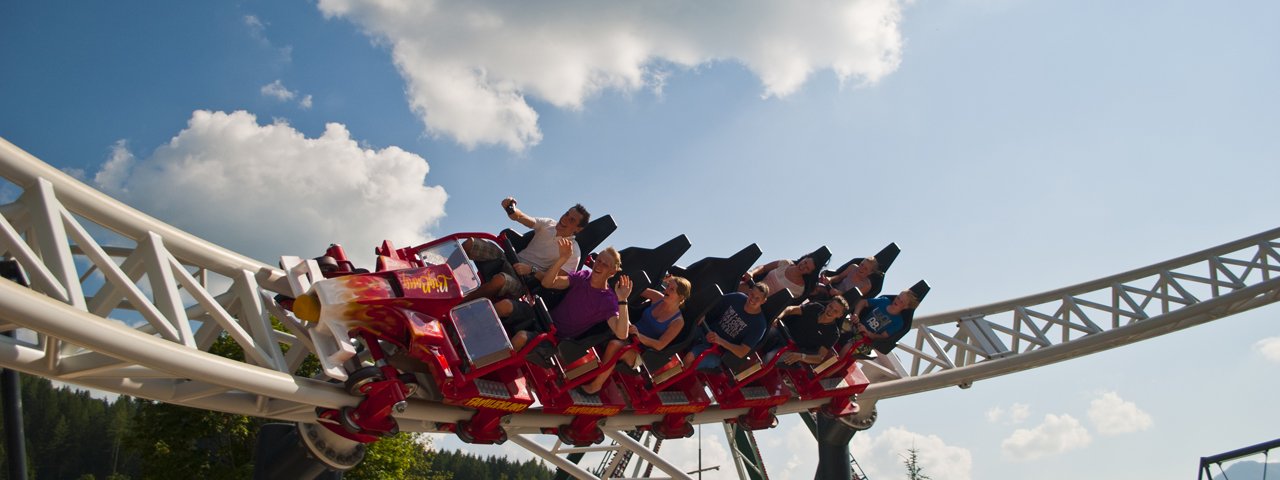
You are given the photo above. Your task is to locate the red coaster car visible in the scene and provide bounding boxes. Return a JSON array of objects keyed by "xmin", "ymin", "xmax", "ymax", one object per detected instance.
[
  {"xmin": 279, "ymin": 235, "xmax": 546, "ymax": 445},
  {"xmin": 523, "ymin": 320, "xmax": 635, "ymax": 447},
  {"xmin": 612, "ymin": 285, "xmax": 725, "ymax": 440},
  {"xmin": 777, "ymin": 334, "xmax": 872, "ymax": 418},
  {"xmin": 697, "ymin": 344, "xmax": 794, "ymax": 431},
  {"xmin": 513, "ymin": 251, "xmax": 637, "ymax": 447}
]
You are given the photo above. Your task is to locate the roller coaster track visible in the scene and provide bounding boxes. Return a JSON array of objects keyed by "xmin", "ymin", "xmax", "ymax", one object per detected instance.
[{"xmin": 2, "ymin": 134, "xmax": 1279, "ymax": 449}]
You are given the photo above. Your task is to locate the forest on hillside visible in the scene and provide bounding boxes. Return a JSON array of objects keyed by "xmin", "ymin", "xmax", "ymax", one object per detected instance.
[{"xmin": 0, "ymin": 374, "xmax": 552, "ymax": 480}]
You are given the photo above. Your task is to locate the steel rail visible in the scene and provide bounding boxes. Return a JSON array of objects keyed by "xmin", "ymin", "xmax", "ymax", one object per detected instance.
[{"xmin": 864, "ymin": 226, "xmax": 1280, "ymax": 400}]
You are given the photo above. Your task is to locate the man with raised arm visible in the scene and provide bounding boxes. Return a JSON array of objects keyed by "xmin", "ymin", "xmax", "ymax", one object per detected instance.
[
  {"xmin": 461, "ymin": 197, "xmax": 590, "ymax": 312},
  {"xmin": 506, "ymin": 239, "xmax": 632, "ymax": 390}
]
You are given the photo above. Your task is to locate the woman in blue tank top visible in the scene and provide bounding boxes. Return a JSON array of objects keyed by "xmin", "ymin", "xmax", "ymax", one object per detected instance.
[{"xmin": 620, "ymin": 275, "xmax": 692, "ymax": 368}]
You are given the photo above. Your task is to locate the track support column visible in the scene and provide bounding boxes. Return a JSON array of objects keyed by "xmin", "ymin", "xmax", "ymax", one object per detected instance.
[
  {"xmin": 508, "ymin": 432, "xmax": 600, "ymax": 480},
  {"xmin": 603, "ymin": 429, "xmax": 693, "ymax": 480}
]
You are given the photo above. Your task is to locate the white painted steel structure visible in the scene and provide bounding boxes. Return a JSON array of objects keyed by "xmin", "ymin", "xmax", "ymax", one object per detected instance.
[{"xmin": 2, "ymin": 135, "xmax": 1279, "ymax": 477}]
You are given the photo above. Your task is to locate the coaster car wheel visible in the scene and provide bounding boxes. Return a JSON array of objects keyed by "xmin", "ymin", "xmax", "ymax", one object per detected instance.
[
  {"xmin": 338, "ymin": 406, "xmax": 362, "ymax": 434},
  {"xmin": 345, "ymin": 366, "xmax": 384, "ymax": 396},
  {"xmin": 398, "ymin": 373, "xmax": 419, "ymax": 398},
  {"xmin": 845, "ymin": 404, "xmax": 878, "ymax": 431},
  {"xmin": 456, "ymin": 420, "xmax": 475, "ymax": 444}
]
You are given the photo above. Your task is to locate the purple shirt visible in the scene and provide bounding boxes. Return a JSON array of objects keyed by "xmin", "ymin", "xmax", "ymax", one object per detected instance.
[{"xmin": 551, "ymin": 269, "xmax": 619, "ymax": 339}]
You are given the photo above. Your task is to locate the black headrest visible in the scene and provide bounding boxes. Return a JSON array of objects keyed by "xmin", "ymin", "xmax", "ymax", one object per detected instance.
[
  {"xmin": 501, "ymin": 228, "xmax": 534, "ymax": 253},
  {"xmin": 573, "ymin": 215, "xmax": 617, "ymax": 269},
  {"xmin": 672, "ymin": 244, "xmax": 763, "ymax": 299},
  {"xmin": 799, "ymin": 246, "xmax": 833, "ymax": 271},
  {"xmin": 619, "ymin": 235, "xmax": 692, "ymax": 302},
  {"xmin": 873, "ymin": 243, "xmax": 901, "ymax": 270},
  {"xmin": 760, "ymin": 290, "xmax": 795, "ymax": 323},
  {"xmin": 681, "ymin": 285, "xmax": 726, "ymax": 327},
  {"xmin": 827, "ymin": 243, "xmax": 901, "ymax": 277},
  {"xmin": 909, "ymin": 280, "xmax": 931, "ymax": 302}
]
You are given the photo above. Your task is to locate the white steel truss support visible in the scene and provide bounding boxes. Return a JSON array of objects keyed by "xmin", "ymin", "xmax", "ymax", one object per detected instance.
[
  {"xmin": 24, "ymin": 179, "xmax": 85, "ymax": 310},
  {"xmin": 864, "ymin": 228, "xmax": 1280, "ymax": 401},
  {"xmin": 0, "ymin": 204, "xmax": 68, "ymax": 303},
  {"xmin": 230, "ymin": 269, "xmax": 288, "ymax": 372},
  {"xmin": 508, "ymin": 433, "xmax": 602, "ymax": 480},
  {"xmin": 601, "ymin": 430, "xmax": 691, "ymax": 480},
  {"xmin": 518, "ymin": 430, "xmax": 685, "ymax": 480}
]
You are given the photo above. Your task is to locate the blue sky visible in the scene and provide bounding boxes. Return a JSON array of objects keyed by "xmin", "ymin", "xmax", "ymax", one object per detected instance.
[{"xmin": 3, "ymin": 1, "xmax": 1279, "ymax": 478}]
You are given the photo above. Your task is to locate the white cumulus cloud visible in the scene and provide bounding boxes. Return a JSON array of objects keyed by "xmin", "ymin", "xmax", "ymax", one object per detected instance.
[
  {"xmin": 647, "ymin": 426, "xmax": 735, "ymax": 477},
  {"xmin": 1001, "ymin": 414, "xmax": 1092, "ymax": 461},
  {"xmin": 1088, "ymin": 392, "xmax": 1153, "ymax": 436},
  {"xmin": 317, "ymin": 0, "xmax": 908, "ymax": 151},
  {"xmin": 757, "ymin": 422, "xmax": 821, "ymax": 479},
  {"xmin": 850, "ymin": 426, "xmax": 973, "ymax": 480},
  {"xmin": 1255, "ymin": 336, "xmax": 1280, "ymax": 363},
  {"xmin": 986, "ymin": 402, "xmax": 1031, "ymax": 425},
  {"xmin": 93, "ymin": 110, "xmax": 447, "ymax": 265}
]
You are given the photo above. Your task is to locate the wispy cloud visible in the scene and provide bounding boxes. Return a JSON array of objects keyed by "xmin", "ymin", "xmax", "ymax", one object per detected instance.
[
  {"xmin": 260, "ymin": 80, "xmax": 314, "ymax": 109},
  {"xmin": 260, "ymin": 80, "xmax": 296, "ymax": 101},
  {"xmin": 1255, "ymin": 336, "xmax": 1280, "ymax": 363},
  {"xmin": 243, "ymin": 15, "xmax": 267, "ymax": 40},
  {"xmin": 317, "ymin": 0, "xmax": 908, "ymax": 152},
  {"xmin": 986, "ymin": 402, "xmax": 1031, "ymax": 425},
  {"xmin": 1001, "ymin": 414, "xmax": 1092, "ymax": 461},
  {"xmin": 1087, "ymin": 392, "xmax": 1153, "ymax": 436},
  {"xmin": 244, "ymin": 14, "xmax": 292, "ymax": 62},
  {"xmin": 93, "ymin": 110, "xmax": 447, "ymax": 265}
]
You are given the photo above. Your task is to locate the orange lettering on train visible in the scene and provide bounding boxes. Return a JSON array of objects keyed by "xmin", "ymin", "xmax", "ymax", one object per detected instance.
[
  {"xmin": 401, "ymin": 271, "xmax": 453, "ymax": 294},
  {"xmin": 653, "ymin": 406, "xmax": 702, "ymax": 414},
  {"xmin": 463, "ymin": 397, "xmax": 528, "ymax": 412},
  {"xmin": 563, "ymin": 406, "xmax": 620, "ymax": 416}
]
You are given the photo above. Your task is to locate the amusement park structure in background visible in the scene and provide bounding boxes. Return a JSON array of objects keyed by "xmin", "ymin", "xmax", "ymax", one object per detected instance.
[{"xmin": 1, "ymin": 135, "xmax": 1279, "ymax": 479}]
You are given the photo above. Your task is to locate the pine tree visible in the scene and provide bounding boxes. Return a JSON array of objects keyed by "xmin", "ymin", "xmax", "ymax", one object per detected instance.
[{"xmin": 902, "ymin": 447, "xmax": 931, "ymax": 480}]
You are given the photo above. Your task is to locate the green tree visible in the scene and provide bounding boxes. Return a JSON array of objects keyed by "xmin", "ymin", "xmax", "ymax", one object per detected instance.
[
  {"xmin": 347, "ymin": 433, "xmax": 449, "ymax": 480},
  {"xmin": 0, "ymin": 375, "xmax": 141, "ymax": 480},
  {"xmin": 123, "ymin": 401, "xmax": 257, "ymax": 480},
  {"xmin": 122, "ymin": 331, "xmax": 449, "ymax": 478},
  {"xmin": 431, "ymin": 449, "xmax": 552, "ymax": 480},
  {"xmin": 902, "ymin": 447, "xmax": 931, "ymax": 480}
]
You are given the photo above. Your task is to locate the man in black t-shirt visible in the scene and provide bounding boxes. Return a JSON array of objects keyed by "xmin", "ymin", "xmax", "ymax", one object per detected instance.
[
  {"xmin": 761, "ymin": 296, "xmax": 849, "ymax": 366},
  {"xmin": 683, "ymin": 284, "xmax": 770, "ymax": 370}
]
